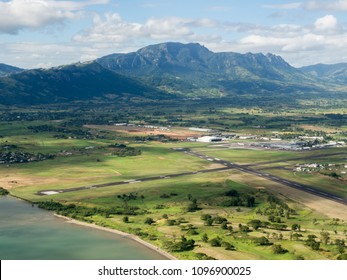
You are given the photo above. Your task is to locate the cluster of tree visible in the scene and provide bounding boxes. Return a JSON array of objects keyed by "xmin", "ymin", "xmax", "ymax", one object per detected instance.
[
  {"xmin": 159, "ymin": 192, "xmax": 178, "ymax": 199},
  {"xmin": 166, "ymin": 217, "xmax": 188, "ymax": 226},
  {"xmin": 134, "ymin": 135, "xmax": 176, "ymax": 143},
  {"xmin": 37, "ymin": 200, "xmax": 140, "ymax": 217},
  {"xmin": 27, "ymin": 124, "xmax": 105, "ymax": 140},
  {"xmin": 0, "ymin": 187, "xmax": 9, "ymax": 195},
  {"xmin": 0, "ymin": 152, "xmax": 55, "ymax": 164},
  {"xmin": 117, "ymin": 192, "xmax": 144, "ymax": 211},
  {"xmin": 181, "ymin": 224, "xmax": 199, "ymax": 236},
  {"xmin": 164, "ymin": 236, "xmax": 195, "ymax": 252},
  {"xmin": 256, "ymin": 194, "xmax": 295, "ymax": 223},
  {"xmin": 305, "ymin": 235, "xmax": 320, "ymax": 251},
  {"xmin": 0, "ymin": 110, "xmax": 83, "ymax": 122},
  {"xmin": 182, "ymin": 194, "xmax": 200, "ymax": 212},
  {"xmin": 200, "ymin": 214, "xmax": 230, "ymax": 228},
  {"xmin": 208, "ymin": 236, "xmax": 236, "ymax": 251},
  {"xmin": 109, "ymin": 143, "xmax": 141, "ymax": 157},
  {"xmin": 253, "ymin": 236, "xmax": 273, "ymax": 246},
  {"xmin": 220, "ymin": 189, "xmax": 256, "ymax": 207}
]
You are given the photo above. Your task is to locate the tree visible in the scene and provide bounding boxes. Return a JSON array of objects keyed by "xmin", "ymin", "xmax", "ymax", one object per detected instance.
[
  {"xmin": 337, "ymin": 254, "xmax": 347, "ymax": 260},
  {"xmin": 272, "ymin": 244, "xmax": 288, "ymax": 254},
  {"xmin": 122, "ymin": 216, "xmax": 129, "ymax": 223},
  {"xmin": 200, "ymin": 214, "xmax": 212, "ymax": 221},
  {"xmin": 320, "ymin": 231, "xmax": 330, "ymax": 245},
  {"xmin": 205, "ymin": 218, "xmax": 213, "ymax": 226},
  {"xmin": 305, "ymin": 235, "xmax": 320, "ymax": 251},
  {"xmin": 202, "ymin": 233, "xmax": 209, "ymax": 243},
  {"xmin": 187, "ymin": 200, "xmax": 199, "ymax": 212},
  {"xmin": 144, "ymin": 217, "xmax": 154, "ymax": 225},
  {"xmin": 254, "ymin": 237, "xmax": 272, "ymax": 246},
  {"xmin": 239, "ymin": 224, "xmax": 250, "ymax": 233},
  {"xmin": 221, "ymin": 221, "xmax": 228, "ymax": 230},
  {"xmin": 0, "ymin": 187, "xmax": 9, "ymax": 196},
  {"xmin": 247, "ymin": 219, "xmax": 262, "ymax": 230},
  {"xmin": 291, "ymin": 224, "xmax": 301, "ymax": 231},
  {"xmin": 210, "ymin": 237, "xmax": 222, "ymax": 247},
  {"xmin": 222, "ymin": 241, "xmax": 235, "ymax": 251},
  {"xmin": 335, "ymin": 239, "xmax": 345, "ymax": 254}
]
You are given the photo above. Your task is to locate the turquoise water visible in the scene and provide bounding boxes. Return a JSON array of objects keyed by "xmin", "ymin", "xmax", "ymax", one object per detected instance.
[{"xmin": 0, "ymin": 196, "xmax": 167, "ymax": 260}]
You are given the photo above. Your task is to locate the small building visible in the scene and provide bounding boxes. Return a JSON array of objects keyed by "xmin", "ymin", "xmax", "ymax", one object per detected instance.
[{"xmin": 196, "ymin": 136, "xmax": 222, "ymax": 143}]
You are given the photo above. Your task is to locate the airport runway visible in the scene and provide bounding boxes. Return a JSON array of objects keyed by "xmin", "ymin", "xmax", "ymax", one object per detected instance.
[
  {"xmin": 182, "ymin": 150, "xmax": 347, "ymax": 206},
  {"xmin": 37, "ymin": 148, "xmax": 347, "ymax": 207},
  {"xmin": 36, "ymin": 166, "xmax": 232, "ymax": 196}
]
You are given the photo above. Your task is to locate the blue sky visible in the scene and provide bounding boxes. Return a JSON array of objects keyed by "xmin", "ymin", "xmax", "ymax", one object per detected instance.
[{"xmin": 1, "ymin": 0, "xmax": 347, "ymax": 68}]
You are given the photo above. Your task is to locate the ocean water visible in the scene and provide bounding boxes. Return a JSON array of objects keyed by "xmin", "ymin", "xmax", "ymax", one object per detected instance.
[{"xmin": 0, "ymin": 196, "xmax": 167, "ymax": 260}]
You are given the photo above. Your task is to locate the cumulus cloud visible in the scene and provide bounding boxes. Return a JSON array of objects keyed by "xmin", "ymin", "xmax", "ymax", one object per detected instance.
[
  {"xmin": 0, "ymin": 41, "xmax": 104, "ymax": 68},
  {"xmin": 0, "ymin": 0, "xmax": 108, "ymax": 34},
  {"xmin": 74, "ymin": 13, "xmax": 219, "ymax": 45},
  {"xmin": 314, "ymin": 15, "xmax": 337, "ymax": 31},
  {"xmin": 221, "ymin": 14, "xmax": 347, "ymax": 66}
]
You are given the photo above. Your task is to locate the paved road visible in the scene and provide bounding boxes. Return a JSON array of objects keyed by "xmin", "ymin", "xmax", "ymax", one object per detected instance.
[
  {"xmin": 182, "ymin": 150, "xmax": 347, "ymax": 206},
  {"xmin": 36, "ymin": 166, "xmax": 232, "ymax": 196}
]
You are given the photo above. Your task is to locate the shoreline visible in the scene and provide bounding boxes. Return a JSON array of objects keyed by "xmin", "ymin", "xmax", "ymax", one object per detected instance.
[{"xmin": 54, "ymin": 214, "xmax": 177, "ymax": 260}]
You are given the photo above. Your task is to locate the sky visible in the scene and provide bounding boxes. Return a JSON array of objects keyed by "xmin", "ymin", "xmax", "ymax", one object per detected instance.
[{"xmin": 1, "ymin": 0, "xmax": 347, "ymax": 69}]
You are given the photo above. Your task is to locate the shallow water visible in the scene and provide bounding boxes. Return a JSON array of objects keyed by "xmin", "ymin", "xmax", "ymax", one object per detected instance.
[{"xmin": 0, "ymin": 196, "xmax": 167, "ymax": 260}]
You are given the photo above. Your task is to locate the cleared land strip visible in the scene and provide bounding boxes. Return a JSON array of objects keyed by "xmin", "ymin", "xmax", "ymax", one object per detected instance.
[
  {"xmin": 182, "ymin": 150, "xmax": 347, "ymax": 206},
  {"xmin": 244, "ymin": 151, "xmax": 347, "ymax": 167},
  {"xmin": 35, "ymin": 167, "xmax": 232, "ymax": 196}
]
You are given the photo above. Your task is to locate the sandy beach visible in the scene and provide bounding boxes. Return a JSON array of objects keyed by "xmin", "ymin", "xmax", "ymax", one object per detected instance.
[{"xmin": 54, "ymin": 214, "xmax": 177, "ymax": 260}]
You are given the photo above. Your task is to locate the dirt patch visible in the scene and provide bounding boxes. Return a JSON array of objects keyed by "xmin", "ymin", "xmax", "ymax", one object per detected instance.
[
  {"xmin": 206, "ymin": 163, "xmax": 225, "ymax": 169},
  {"xmin": 0, "ymin": 174, "xmax": 65, "ymax": 190},
  {"xmin": 299, "ymin": 125, "xmax": 340, "ymax": 133},
  {"xmin": 85, "ymin": 125, "xmax": 203, "ymax": 140}
]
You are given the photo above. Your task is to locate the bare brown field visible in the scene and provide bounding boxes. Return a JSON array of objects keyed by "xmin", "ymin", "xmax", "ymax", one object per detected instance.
[
  {"xmin": 299, "ymin": 125, "xmax": 342, "ymax": 133},
  {"xmin": 85, "ymin": 125, "xmax": 203, "ymax": 140}
]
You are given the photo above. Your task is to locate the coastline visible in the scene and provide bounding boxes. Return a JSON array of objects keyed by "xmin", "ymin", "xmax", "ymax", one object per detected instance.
[{"xmin": 54, "ymin": 214, "xmax": 177, "ymax": 260}]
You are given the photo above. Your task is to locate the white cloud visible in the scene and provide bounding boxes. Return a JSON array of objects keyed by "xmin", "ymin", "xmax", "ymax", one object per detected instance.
[
  {"xmin": 314, "ymin": 15, "xmax": 337, "ymax": 31},
  {"xmin": 74, "ymin": 13, "xmax": 218, "ymax": 45},
  {"xmin": 264, "ymin": 2, "xmax": 302, "ymax": 9},
  {"xmin": 221, "ymin": 14, "xmax": 347, "ymax": 66},
  {"xmin": 0, "ymin": 0, "xmax": 109, "ymax": 34},
  {"xmin": 305, "ymin": 0, "xmax": 347, "ymax": 11}
]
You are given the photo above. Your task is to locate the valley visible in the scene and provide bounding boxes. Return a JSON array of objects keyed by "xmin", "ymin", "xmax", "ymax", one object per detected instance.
[{"xmin": 1, "ymin": 99, "xmax": 346, "ymax": 260}]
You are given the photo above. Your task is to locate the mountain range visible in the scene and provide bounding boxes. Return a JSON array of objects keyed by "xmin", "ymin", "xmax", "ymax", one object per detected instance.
[
  {"xmin": 0, "ymin": 63, "xmax": 23, "ymax": 77},
  {"xmin": 0, "ymin": 42, "xmax": 346, "ymax": 105},
  {"xmin": 300, "ymin": 63, "xmax": 347, "ymax": 84}
]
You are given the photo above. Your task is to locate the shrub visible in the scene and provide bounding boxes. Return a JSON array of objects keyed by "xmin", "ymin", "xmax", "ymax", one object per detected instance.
[
  {"xmin": 272, "ymin": 244, "xmax": 288, "ymax": 254},
  {"xmin": 144, "ymin": 217, "xmax": 154, "ymax": 225},
  {"xmin": 210, "ymin": 237, "xmax": 222, "ymax": 247}
]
